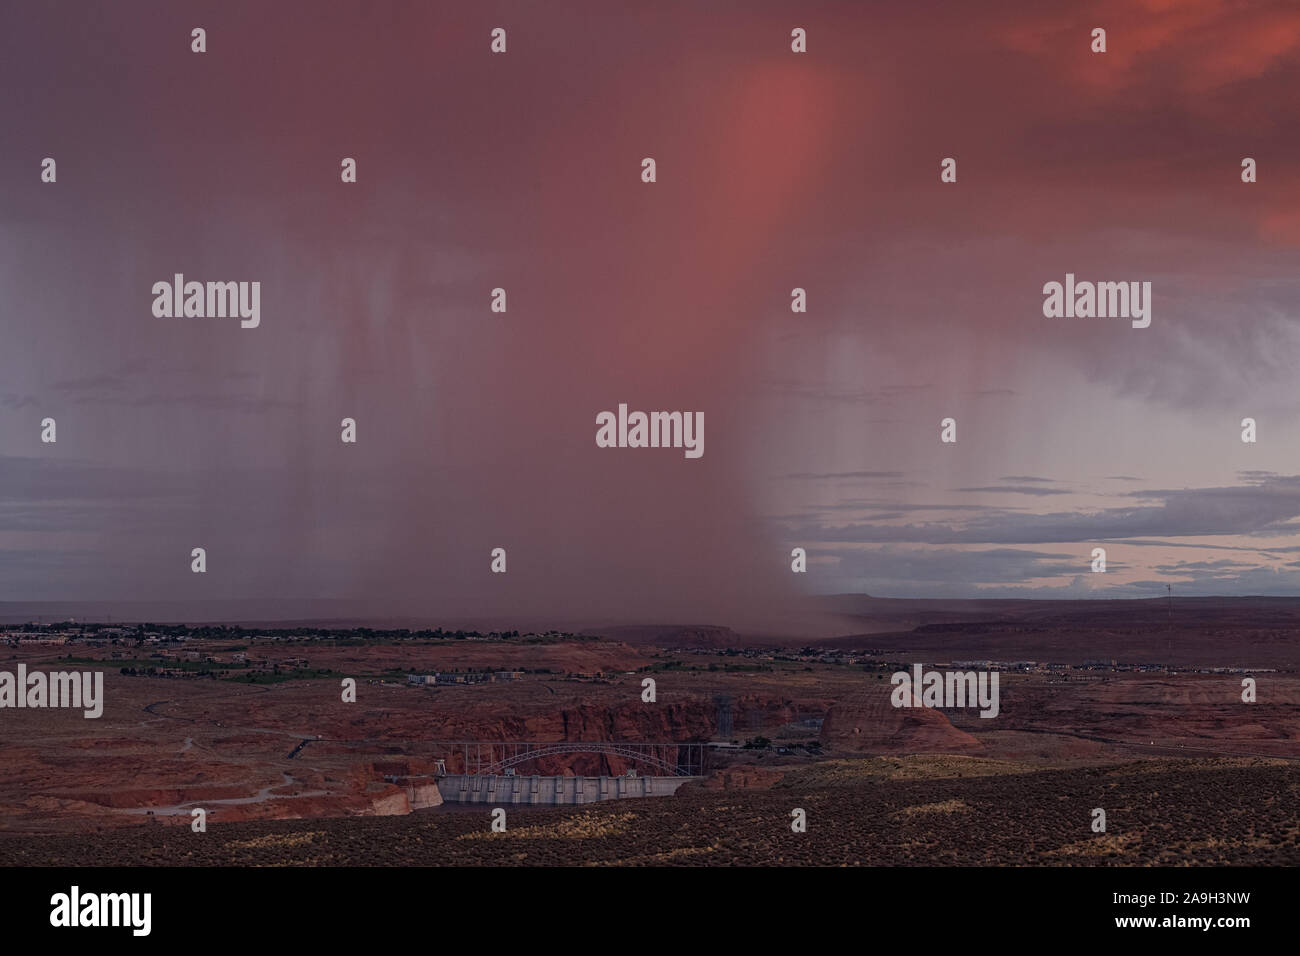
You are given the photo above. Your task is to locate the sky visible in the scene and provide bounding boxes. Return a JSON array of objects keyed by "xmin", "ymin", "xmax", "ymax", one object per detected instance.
[{"xmin": 3, "ymin": 0, "xmax": 1300, "ymax": 622}]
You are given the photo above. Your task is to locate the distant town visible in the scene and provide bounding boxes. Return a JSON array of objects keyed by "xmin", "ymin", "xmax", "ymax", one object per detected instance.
[
  {"xmin": 2, "ymin": 621, "xmax": 1280, "ymax": 681},
  {"xmin": 1, "ymin": 621, "xmax": 594, "ymax": 684},
  {"xmin": 656, "ymin": 644, "xmax": 1279, "ymax": 676}
]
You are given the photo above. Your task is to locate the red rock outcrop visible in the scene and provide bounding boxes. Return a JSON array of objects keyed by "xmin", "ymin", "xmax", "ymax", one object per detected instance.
[{"xmin": 821, "ymin": 685, "xmax": 980, "ymax": 753}]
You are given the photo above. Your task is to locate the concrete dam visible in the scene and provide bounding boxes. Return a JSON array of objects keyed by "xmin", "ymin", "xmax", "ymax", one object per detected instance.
[{"xmin": 391, "ymin": 773, "xmax": 698, "ymax": 806}]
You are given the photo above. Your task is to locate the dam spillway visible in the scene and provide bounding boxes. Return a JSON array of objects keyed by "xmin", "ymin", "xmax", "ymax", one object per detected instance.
[{"xmin": 433, "ymin": 773, "xmax": 698, "ymax": 805}]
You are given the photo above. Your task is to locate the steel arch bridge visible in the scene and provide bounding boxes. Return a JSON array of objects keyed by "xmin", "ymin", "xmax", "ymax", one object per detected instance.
[
  {"xmin": 427, "ymin": 741, "xmax": 705, "ymax": 777},
  {"xmin": 481, "ymin": 742, "xmax": 689, "ymax": 776}
]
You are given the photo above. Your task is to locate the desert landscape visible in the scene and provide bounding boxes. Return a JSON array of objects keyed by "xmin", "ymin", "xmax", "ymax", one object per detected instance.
[{"xmin": 2, "ymin": 596, "xmax": 1296, "ymax": 866}]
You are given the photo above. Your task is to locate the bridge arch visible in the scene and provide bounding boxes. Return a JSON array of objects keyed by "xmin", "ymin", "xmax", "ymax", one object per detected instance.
[{"xmin": 480, "ymin": 742, "xmax": 689, "ymax": 776}]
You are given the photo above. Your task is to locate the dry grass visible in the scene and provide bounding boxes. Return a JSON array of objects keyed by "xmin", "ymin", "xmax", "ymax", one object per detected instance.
[
  {"xmin": 455, "ymin": 811, "xmax": 638, "ymax": 841},
  {"xmin": 780, "ymin": 753, "xmax": 1031, "ymax": 787},
  {"xmin": 892, "ymin": 799, "xmax": 970, "ymax": 818},
  {"xmin": 1046, "ymin": 833, "xmax": 1141, "ymax": 859},
  {"xmin": 225, "ymin": 831, "xmax": 322, "ymax": 851}
]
